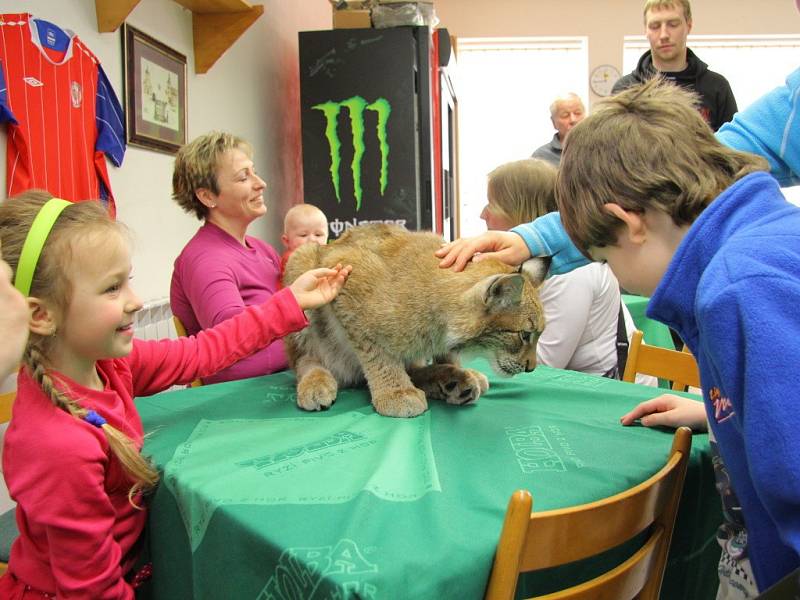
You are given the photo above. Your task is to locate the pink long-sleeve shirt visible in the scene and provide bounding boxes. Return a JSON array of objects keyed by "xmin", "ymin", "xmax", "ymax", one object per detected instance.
[
  {"xmin": 0, "ymin": 289, "xmax": 307, "ymax": 599},
  {"xmin": 170, "ymin": 222, "xmax": 288, "ymax": 384}
]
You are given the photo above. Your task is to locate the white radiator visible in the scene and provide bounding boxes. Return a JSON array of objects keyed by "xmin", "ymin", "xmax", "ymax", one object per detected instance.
[
  {"xmin": 134, "ymin": 297, "xmax": 178, "ymax": 341},
  {"xmin": 134, "ymin": 298, "xmax": 187, "ymax": 390}
]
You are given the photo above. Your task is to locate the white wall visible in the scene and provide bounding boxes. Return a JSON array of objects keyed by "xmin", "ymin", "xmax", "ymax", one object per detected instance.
[{"xmin": 0, "ymin": 0, "xmax": 329, "ymax": 302}]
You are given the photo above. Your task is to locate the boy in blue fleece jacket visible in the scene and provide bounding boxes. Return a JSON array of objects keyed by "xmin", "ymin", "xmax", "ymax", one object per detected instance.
[{"xmin": 439, "ymin": 78, "xmax": 800, "ymax": 596}]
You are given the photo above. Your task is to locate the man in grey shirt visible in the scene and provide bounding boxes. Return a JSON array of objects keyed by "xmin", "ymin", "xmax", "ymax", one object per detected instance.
[{"xmin": 531, "ymin": 92, "xmax": 586, "ymax": 167}]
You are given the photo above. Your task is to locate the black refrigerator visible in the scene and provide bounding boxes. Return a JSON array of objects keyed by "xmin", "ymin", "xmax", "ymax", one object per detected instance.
[{"xmin": 298, "ymin": 26, "xmax": 455, "ymax": 240}]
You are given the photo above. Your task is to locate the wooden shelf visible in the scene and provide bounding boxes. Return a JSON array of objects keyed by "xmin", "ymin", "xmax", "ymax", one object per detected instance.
[
  {"xmin": 95, "ymin": 0, "xmax": 141, "ymax": 33},
  {"xmin": 95, "ymin": 0, "xmax": 264, "ymax": 74},
  {"xmin": 189, "ymin": 5, "xmax": 264, "ymax": 74},
  {"xmin": 173, "ymin": 0, "xmax": 256, "ymax": 12}
]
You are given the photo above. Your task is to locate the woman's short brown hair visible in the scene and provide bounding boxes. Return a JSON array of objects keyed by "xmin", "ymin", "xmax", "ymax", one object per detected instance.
[
  {"xmin": 487, "ymin": 158, "xmax": 557, "ymax": 226},
  {"xmin": 555, "ymin": 78, "xmax": 768, "ymax": 255},
  {"xmin": 172, "ymin": 131, "xmax": 252, "ymax": 220}
]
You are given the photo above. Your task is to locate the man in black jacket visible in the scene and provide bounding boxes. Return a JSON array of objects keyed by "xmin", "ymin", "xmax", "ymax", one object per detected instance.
[{"xmin": 612, "ymin": 0, "xmax": 737, "ymax": 131}]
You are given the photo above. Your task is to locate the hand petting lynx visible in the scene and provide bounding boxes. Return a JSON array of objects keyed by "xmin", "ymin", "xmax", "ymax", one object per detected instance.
[{"xmin": 283, "ymin": 224, "xmax": 547, "ymax": 418}]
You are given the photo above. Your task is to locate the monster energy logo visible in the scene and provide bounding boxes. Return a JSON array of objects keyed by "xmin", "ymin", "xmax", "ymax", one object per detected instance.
[{"xmin": 313, "ymin": 96, "xmax": 391, "ymax": 211}]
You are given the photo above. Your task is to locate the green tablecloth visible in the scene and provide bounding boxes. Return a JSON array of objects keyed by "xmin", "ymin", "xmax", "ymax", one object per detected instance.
[
  {"xmin": 623, "ymin": 293, "xmax": 676, "ymax": 350},
  {"xmin": 136, "ymin": 364, "xmax": 720, "ymax": 600}
]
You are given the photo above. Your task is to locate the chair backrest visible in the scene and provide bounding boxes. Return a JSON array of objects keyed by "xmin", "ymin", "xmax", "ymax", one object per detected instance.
[
  {"xmin": 485, "ymin": 427, "xmax": 692, "ymax": 600},
  {"xmin": 0, "ymin": 390, "xmax": 15, "ymax": 574},
  {"xmin": 622, "ymin": 330, "xmax": 701, "ymax": 392},
  {"xmin": 172, "ymin": 316, "xmax": 203, "ymax": 388},
  {"xmin": 0, "ymin": 390, "xmax": 14, "ymax": 425}
]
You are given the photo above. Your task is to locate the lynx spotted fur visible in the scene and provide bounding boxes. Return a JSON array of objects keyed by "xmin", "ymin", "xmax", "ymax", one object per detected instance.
[{"xmin": 283, "ymin": 224, "xmax": 547, "ymax": 418}]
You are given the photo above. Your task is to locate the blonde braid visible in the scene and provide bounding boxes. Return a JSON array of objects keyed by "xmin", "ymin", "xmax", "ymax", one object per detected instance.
[{"xmin": 23, "ymin": 346, "xmax": 160, "ymax": 507}]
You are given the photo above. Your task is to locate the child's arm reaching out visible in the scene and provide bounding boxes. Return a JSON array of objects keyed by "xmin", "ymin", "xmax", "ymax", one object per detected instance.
[{"xmin": 129, "ymin": 264, "xmax": 352, "ymax": 395}]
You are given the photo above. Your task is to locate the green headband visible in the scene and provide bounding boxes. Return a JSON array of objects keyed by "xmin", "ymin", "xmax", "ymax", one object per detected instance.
[{"xmin": 14, "ymin": 197, "xmax": 72, "ymax": 296}]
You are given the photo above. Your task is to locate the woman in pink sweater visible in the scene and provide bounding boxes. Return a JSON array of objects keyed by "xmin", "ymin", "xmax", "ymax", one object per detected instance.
[
  {"xmin": 170, "ymin": 131, "xmax": 291, "ymax": 384},
  {"xmin": 0, "ymin": 191, "xmax": 349, "ymax": 598}
]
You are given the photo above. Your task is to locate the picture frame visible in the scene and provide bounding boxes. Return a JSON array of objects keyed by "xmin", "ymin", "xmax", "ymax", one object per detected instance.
[{"xmin": 122, "ymin": 23, "xmax": 187, "ymax": 154}]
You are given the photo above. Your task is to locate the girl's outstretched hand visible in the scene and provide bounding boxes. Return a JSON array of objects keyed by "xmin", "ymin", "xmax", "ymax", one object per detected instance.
[
  {"xmin": 620, "ymin": 393, "xmax": 708, "ymax": 431},
  {"xmin": 289, "ymin": 264, "xmax": 352, "ymax": 310}
]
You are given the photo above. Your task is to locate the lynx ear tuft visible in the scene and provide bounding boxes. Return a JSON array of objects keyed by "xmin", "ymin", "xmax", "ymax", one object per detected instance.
[{"xmin": 518, "ymin": 257, "xmax": 550, "ymax": 286}]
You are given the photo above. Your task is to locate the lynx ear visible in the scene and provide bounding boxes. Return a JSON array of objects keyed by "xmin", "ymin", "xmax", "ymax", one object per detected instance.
[
  {"xmin": 482, "ymin": 273, "xmax": 525, "ymax": 312},
  {"xmin": 518, "ymin": 257, "xmax": 550, "ymax": 286}
]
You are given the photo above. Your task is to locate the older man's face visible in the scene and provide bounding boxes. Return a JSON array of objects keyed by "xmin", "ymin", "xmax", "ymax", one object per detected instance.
[{"xmin": 551, "ymin": 98, "xmax": 585, "ymax": 141}]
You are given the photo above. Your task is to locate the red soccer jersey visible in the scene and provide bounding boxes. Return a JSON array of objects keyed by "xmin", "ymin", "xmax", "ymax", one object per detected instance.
[{"xmin": 0, "ymin": 13, "xmax": 125, "ymax": 215}]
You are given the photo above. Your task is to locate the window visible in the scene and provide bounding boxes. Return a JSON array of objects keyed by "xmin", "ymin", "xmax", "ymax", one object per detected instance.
[
  {"xmin": 783, "ymin": 186, "xmax": 800, "ymax": 207},
  {"xmin": 456, "ymin": 37, "xmax": 588, "ymax": 237}
]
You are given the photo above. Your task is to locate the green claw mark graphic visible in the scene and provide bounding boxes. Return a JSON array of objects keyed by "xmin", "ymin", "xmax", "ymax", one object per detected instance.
[
  {"xmin": 312, "ymin": 101, "xmax": 344, "ymax": 204},
  {"xmin": 341, "ymin": 96, "xmax": 368, "ymax": 210},
  {"xmin": 367, "ymin": 98, "xmax": 391, "ymax": 196},
  {"xmin": 312, "ymin": 96, "xmax": 391, "ymax": 211}
]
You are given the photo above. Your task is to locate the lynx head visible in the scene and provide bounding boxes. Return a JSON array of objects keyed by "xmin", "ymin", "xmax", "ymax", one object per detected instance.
[{"xmin": 466, "ymin": 258, "xmax": 549, "ymax": 376}]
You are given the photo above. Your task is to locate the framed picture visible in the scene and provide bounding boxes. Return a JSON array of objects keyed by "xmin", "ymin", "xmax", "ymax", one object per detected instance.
[{"xmin": 123, "ymin": 24, "xmax": 187, "ymax": 154}]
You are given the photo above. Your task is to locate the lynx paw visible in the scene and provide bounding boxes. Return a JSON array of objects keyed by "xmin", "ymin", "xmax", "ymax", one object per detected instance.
[
  {"xmin": 296, "ymin": 367, "xmax": 338, "ymax": 411},
  {"xmin": 410, "ymin": 364, "xmax": 489, "ymax": 406},
  {"xmin": 438, "ymin": 368, "xmax": 489, "ymax": 406},
  {"xmin": 372, "ymin": 387, "xmax": 428, "ymax": 418}
]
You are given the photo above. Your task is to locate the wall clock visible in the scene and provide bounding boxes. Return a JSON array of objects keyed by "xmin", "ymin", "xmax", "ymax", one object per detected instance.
[{"xmin": 590, "ymin": 64, "xmax": 621, "ymax": 97}]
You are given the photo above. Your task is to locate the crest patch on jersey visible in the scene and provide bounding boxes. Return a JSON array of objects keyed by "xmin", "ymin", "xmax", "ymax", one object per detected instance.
[{"xmin": 70, "ymin": 81, "xmax": 82, "ymax": 107}]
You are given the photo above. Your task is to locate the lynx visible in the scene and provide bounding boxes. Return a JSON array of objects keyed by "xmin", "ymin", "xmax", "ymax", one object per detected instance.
[{"xmin": 283, "ymin": 224, "xmax": 547, "ymax": 418}]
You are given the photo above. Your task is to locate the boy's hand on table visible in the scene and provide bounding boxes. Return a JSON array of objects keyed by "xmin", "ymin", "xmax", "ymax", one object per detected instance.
[{"xmin": 620, "ymin": 393, "xmax": 708, "ymax": 432}]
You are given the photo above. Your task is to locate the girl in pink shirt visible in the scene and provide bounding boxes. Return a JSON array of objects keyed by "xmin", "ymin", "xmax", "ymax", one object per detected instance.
[{"xmin": 0, "ymin": 191, "xmax": 349, "ymax": 599}]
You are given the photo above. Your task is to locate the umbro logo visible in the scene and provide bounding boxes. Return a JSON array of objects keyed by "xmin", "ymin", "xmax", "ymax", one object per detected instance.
[{"xmin": 23, "ymin": 77, "xmax": 43, "ymax": 87}]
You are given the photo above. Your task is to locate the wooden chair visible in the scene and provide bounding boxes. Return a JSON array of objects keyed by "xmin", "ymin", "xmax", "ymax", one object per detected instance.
[
  {"xmin": 622, "ymin": 330, "xmax": 701, "ymax": 392},
  {"xmin": 485, "ymin": 426, "xmax": 692, "ymax": 600},
  {"xmin": 0, "ymin": 390, "xmax": 19, "ymax": 576},
  {"xmin": 0, "ymin": 390, "xmax": 13, "ymax": 424},
  {"xmin": 172, "ymin": 316, "xmax": 203, "ymax": 388}
]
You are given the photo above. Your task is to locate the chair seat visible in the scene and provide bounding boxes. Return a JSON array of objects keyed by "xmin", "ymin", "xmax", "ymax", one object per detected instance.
[{"xmin": 0, "ymin": 507, "xmax": 18, "ymax": 562}]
